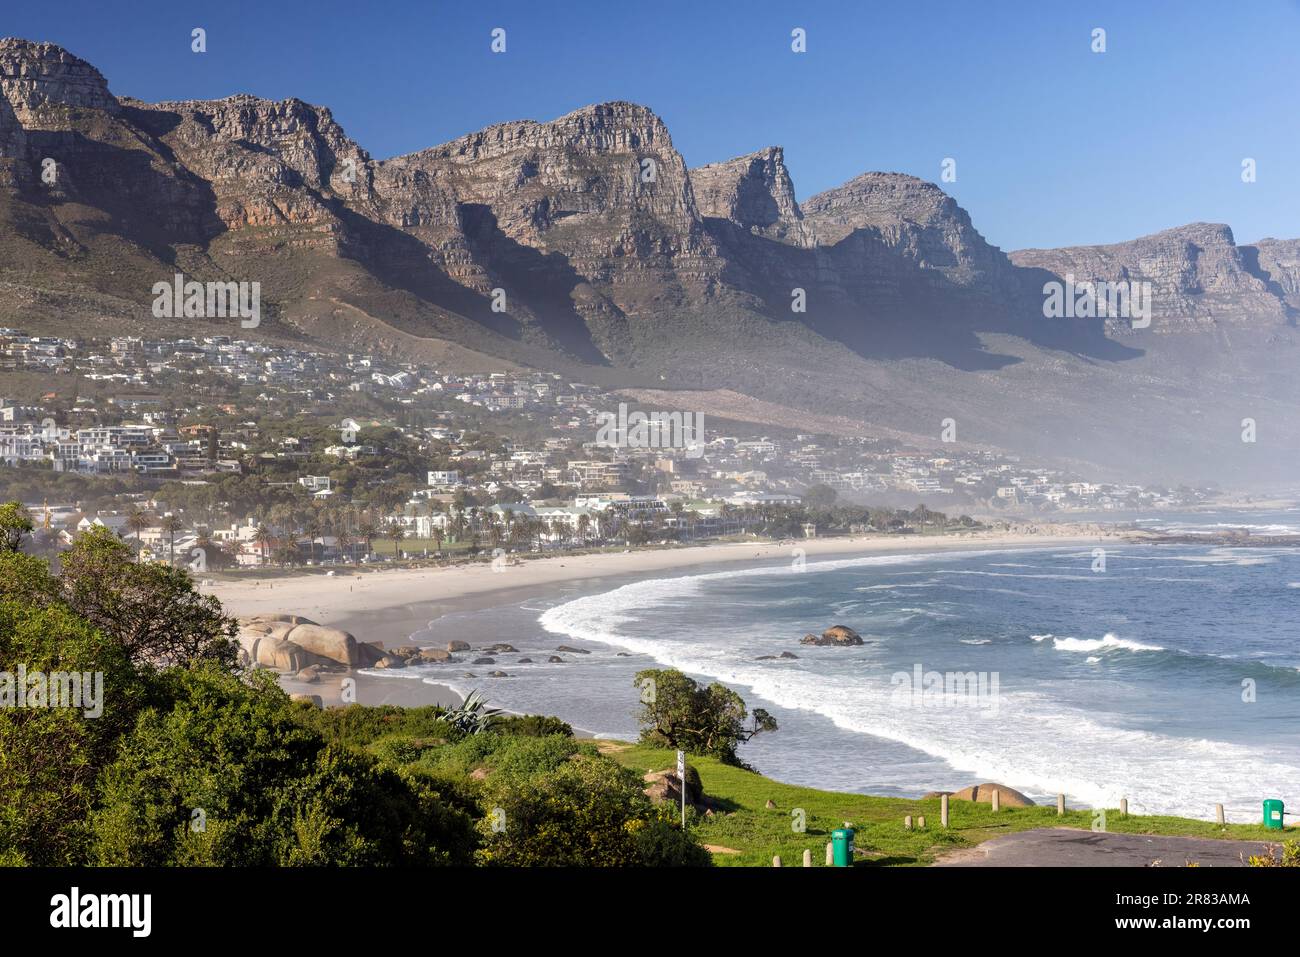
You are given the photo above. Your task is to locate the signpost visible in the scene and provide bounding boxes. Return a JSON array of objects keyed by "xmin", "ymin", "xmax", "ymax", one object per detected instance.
[{"xmin": 677, "ymin": 750, "xmax": 686, "ymax": 828}]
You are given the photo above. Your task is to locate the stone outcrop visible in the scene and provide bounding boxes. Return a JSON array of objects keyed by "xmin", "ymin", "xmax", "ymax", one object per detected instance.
[
  {"xmin": 236, "ymin": 614, "xmax": 386, "ymax": 673},
  {"xmin": 642, "ymin": 765, "xmax": 705, "ymax": 810},
  {"xmin": 691, "ymin": 147, "xmax": 809, "ymax": 245},
  {"xmin": 946, "ymin": 783, "xmax": 1036, "ymax": 807},
  {"xmin": 800, "ymin": 625, "xmax": 864, "ymax": 646},
  {"xmin": 1010, "ymin": 224, "xmax": 1291, "ymax": 331}
]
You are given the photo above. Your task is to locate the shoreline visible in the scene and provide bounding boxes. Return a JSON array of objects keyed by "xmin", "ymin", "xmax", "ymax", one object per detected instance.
[{"xmin": 208, "ymin": 528, "xmax": 1120, "ymax": 713}]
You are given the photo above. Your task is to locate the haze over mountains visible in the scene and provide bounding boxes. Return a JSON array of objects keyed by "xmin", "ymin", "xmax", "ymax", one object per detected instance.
[{"xmin": 2, "ymin": 37, "xmax": 1297, "ymax": 488}]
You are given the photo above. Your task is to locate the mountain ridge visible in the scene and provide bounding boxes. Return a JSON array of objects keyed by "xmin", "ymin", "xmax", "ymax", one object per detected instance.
[{"xmin": 2, "ymin": 37, "xmax": 1298, "ymax": 487}]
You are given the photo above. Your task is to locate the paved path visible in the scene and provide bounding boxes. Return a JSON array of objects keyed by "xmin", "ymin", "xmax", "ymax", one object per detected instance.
[{"xmin": 933, "ymin": 827, "xmax": 1281, "ymax": 867}]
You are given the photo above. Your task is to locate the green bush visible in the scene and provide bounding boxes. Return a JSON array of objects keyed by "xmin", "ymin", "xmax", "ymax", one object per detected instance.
[
  {"xmin": 493, "ymin": 714, "xmax": 574, "ymax": 738},
  {"xmin": 89, "ymin": 667, "xmax": 476, "ymax": 865},
  {"xmin": 475, "ymin": 754, "xmax": 712, "ymax": 867},
  {"xmin": 0, "ymin": 598, "xmax": 140, "ymax": 864}
]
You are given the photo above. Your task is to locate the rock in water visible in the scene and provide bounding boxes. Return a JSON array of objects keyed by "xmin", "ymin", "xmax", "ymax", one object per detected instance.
[
  {"xmin": 799, "ymin": 625, "xmax": 864, "ymax": 646},
  {"xmin": 949, "ymin": 783, "xmax": 1036, "ymax": 807}
]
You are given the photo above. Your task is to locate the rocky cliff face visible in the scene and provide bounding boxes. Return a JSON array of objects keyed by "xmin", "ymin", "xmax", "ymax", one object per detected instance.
[
  {"xmin": 3, "ymin": 37, "xmax": 1300, "ymax": 484},
  {"xmin": 1243, "ymin": 238, "xmax": 1300, "ymax": 316},
  {"xmin": 803, "ymin": 172, "xmax": 1020, "ymax": 299},
  {"xmin": 691, "ymin": 146, "xmax": 808, "ymax": 245},
  {"xmin": 1009, "ymin": 224, "xmax": 1291, "ymax": 331}
]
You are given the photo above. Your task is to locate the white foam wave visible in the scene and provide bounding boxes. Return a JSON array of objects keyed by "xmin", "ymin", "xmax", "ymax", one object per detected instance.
[{"xmin": 1051, "ymin": 633, "xmax": 1164, "ymax": 653}]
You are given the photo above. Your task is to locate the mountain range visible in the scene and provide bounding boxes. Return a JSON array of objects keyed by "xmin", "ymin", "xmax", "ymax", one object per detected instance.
[{"xmin": 2, "ymin": 37, "xmax": 1298, "ymax": 487}]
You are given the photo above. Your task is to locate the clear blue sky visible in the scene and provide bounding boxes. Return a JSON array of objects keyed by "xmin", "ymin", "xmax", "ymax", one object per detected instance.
[{"xmin": 5, "ymin": 0, "xmax": 1298, "ymax": 250}]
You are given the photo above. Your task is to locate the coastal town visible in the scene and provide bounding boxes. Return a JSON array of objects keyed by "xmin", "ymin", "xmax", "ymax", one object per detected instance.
[{"xmin": 0, "ymin": 330, "xmax": 1219, "ymax": 567}]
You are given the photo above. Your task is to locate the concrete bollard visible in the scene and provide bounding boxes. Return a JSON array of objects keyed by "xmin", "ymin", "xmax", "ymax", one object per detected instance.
[
  {"xmin": 904, "ymin": 815, "xmax": 913, "ymax": 830},
  {"xmin": 918, "ymin": 815, "xmax": 926, "ymax": 829},
  {"xmin": 1216, "ymin": 803, "xmax": 1225, "ymax": 825},
  {"xmin": 773, "ymin": 855, "xmax": 782, "ymax": 867},
  {"xmin": 803, "ymin": 849, "xmax": 812, "ymax": 868},
  {"xmin": 941, "ymin": 793, "xmax": 950, "ymax": 828},
  {"xmin": 1057, "ymin": 793, "xmax": 1065, "ymax": 816},
  {"xmin": 991, "ymin": 789, "xmax": 1000, "ymax": 813},
  {"xmin": 1120, "ymin": 798, "xmax": 1128, "ymax": 817},
  {"xmin": 826, "ymin": 842, "xmax": 833, "ymax": 866}
]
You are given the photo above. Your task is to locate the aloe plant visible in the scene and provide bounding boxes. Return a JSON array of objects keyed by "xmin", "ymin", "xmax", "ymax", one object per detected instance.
[{"xmin": 445, "ymin": 689, "xmax": 501, "ymax": 736}]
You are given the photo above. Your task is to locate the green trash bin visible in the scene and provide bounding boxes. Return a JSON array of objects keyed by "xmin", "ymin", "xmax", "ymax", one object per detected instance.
[
  {"xmin": 831, "ymin": 827, "xmax": 855, "ymax": 867},
  {"xmin": 1263, "ymin": 799, "xmax": 1285, "ymax": 830}
]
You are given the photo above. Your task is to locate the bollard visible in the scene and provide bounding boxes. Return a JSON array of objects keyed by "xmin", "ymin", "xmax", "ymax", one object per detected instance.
[
  {"xmin": 904, "ymin": 815, "xmax": 913, "ymax": 830},
  {"xmin": 918, "ymin": 815, "xmax": 926, "ymax": 829},
  {"xmin": 803, "ymin": 849, "xmax": 812, "ymax": 868},
  {"xmin": 941, "ymin": 793, "xmax": 950, "ymax": 828},
  {"xmin": 773, "ymin": 855, "xmax": 782, "ymax": 867},
  {"xmin": 1120, "ymin": 798, "xmax": 1128, "ymax": 817},
  {"xmin": 1216, "ymin": 803, "xmax": 1225, "ymax": 825},
  {"xmin": 991, "ymin": 789, "xmax": 1000, "ymax": 813},
  {"xmin": 1057, "ymin": 793, "xmax": 1065, "ymax": 816},
  {"xmin": 826, "ymin": 842, "xmax": 833, "ymax": 866}
]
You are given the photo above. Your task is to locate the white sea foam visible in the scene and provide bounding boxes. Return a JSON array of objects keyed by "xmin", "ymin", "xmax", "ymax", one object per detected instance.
[
  {"xmin": 535, "ymin": 550, "xmax": 1298, "ymax": 819},
  {"xmin": 1051, "ymin": 633, "xmax": 1164, "ymax": 653}
]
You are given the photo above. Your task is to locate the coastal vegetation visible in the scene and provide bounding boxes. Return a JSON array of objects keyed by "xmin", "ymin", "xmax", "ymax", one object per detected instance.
[
  {"xmin": 0, "ymin": 516, "xmax": 708, "ymax": 865},
  {"xmin": 3, "ymin": 508, "xmax": 1293, "ymax": 868},
  {"xmin": 597, "ymin": 741, "xmax": 1300, "ymax": 867}
]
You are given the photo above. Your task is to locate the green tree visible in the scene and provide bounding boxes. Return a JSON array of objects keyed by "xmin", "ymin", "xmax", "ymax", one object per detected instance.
[
  {"xmin": 474, "ymin": 753, "xmax": 711, "ymax": 867},
  {"xmin": 89, "ymin": 667, "xmax": 475, "ymax": 866},
  {"xmin": 159, "ymin": 514, "xmax": 184, "ymax": 567},
  {"xmin": 633, "ymin": 668, "xmax": 777, "ymax": 766},
  {"xmin": 0, "ymin": 597, "xmax": 140, "ymax": 864},
  {"xmin": 803, "ymin": 484, "xmax": 838, "ymax": 509},
  {"xmin": 60, "ymin": 526, "xmax": 237, "ymax": 670},
  {"xmin": 0, "ymin": 501, "xmax": 33, "ymax": 552},
  {"xmin": 125, "ymin": 508, "xmax": 151, "ymax": 560}
]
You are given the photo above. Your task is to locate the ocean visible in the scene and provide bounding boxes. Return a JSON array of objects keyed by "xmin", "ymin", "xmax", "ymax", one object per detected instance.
[{"xmin": 360, "ymin": 513, "xmax": 1300, "ymax": 821}]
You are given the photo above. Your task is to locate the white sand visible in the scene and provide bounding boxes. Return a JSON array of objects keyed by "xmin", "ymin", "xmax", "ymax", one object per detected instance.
[{"xmin": 206, "ymin": 528, "xmax": 1118, "ymax": 625}]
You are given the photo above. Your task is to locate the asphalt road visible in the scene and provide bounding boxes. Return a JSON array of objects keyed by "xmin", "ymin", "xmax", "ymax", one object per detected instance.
[{"xmin": 933, "ymin": 827, "xmax": 1283, "ymax": 867}]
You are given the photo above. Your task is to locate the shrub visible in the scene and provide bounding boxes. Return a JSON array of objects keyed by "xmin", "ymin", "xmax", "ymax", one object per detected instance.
[
  {"xmin": 89, "ymin": 667, "xmax": 476, "ymax": 865},
  {"xmin": 0, "ymin": 598, "xmax": 139, "ymax": 864},
  {"xmin": 493, "ymin": 714, "xmax": 574, "ymax": 738},
  {"xmin": 634, "ymin": 668, "xmax": 777, "ymax": 766},
  {"xmin": 475, "ymin": 754, "xmax": 712, "ymax": 867}
]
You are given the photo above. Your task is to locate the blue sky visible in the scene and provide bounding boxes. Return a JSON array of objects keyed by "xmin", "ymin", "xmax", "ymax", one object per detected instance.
[{"xmin": 5, "ymin": 0, "xmax": 1298, "ymax": 250}]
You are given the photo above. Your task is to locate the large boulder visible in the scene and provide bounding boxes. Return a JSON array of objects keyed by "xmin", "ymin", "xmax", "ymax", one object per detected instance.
[
  {"xmin": 353, "ymin": 642, "xmax": 389, "ymax": 668},
  {"xmin": 249, "ymin": 636, "xmax": 309, "ymax": 672},
  {"xmin": 643, "ymin": 766, "xmax": 705, "ymax": 810},
  {"xmin": 948, "ymin": 783, "xmax": 1036, "ymax": 807},
  {"xmin": 800, "ymin": 625, "xmax": 864, "ymax": 646},
  {"xmin": 258, "ymin": 614, "xmax": 318, "ymax": 625},
  {"xmin": 419, "ymin": 648, "xmax": 455, "ymax": 662},
  {"xmin": 284, "ymin": 623, "xmax": 359, "ymax": 667},
  {"xmin": 446, "ymin": 640, "xmax": 471, "ymax": 652}
]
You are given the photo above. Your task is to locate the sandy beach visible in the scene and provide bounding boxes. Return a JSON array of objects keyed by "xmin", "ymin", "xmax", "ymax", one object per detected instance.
[
  {"xmin": 208, "ymin": 527, "xmax": 1118, "ymax": 625},
  {"xmin": 206, "ymin": 528, "xmax": 1119, "ymax": 711}
]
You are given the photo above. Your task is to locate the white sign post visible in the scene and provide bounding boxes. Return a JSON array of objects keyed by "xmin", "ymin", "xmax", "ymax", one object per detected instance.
[{"xmin": 677, "ymin": 750, "xmax": 686, "ymax": 828}]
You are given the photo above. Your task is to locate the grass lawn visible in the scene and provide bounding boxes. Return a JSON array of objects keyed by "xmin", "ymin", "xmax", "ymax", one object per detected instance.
[{"xmin": 599, "ymin": 741, "xmax": 1293, "ymax": 867}]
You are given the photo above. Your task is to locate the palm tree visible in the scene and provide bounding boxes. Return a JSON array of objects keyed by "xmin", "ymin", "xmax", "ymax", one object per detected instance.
[
  {"xmin": 159, "ymin": 514, "xmax": 184, "ymax": 567},
  {"xmin": 126, "ymin": 508, "xmax": 150, "ymax": 561},
  {"xmin": 253, "ymin": 523, "xmax": 274, "ymax": 565},
  {"xmin": 431, "ymin": 526, "xmax": 444, "ymax": 555},
  {"xmin": 356, "ymin": 514, "xmax": 378, "ymax": 560},
  {"xmin": 335, "ymin": 526, "xmax": 353, "ymax": 564},
  {"xmin": 576, "ymin": 513, "xmax": 591, "ymax": 544},
  {"xmin": 386, "ymin": 520, "xmax": 405, "ymax": 559},
  {"xmin": 304, "ymin": 513, "xmax": 323, "ymax": 564}
]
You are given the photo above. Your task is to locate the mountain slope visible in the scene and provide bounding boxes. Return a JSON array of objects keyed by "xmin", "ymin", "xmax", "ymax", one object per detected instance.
[{"xmin": 2, "ymin": 37, "xmax": 1299, "ymax": 487}]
